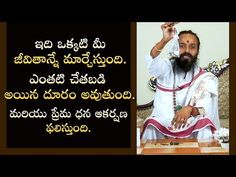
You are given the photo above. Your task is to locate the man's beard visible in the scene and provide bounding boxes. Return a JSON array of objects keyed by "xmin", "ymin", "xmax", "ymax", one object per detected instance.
[{"xmin": 175, "ymin": 52, "xmax": 198, "ymax": 72}]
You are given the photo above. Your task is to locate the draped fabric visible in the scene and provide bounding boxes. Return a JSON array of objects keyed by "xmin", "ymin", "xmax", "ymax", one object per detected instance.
[{"xmin": 141, "ymin": 55, "xmax": 220, "ymax": 140}]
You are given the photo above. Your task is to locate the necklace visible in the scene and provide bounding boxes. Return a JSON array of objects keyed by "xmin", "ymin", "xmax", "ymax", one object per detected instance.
[{"xmin": 173, "ymin": 64, "xmax": 195, "ymax": 113}]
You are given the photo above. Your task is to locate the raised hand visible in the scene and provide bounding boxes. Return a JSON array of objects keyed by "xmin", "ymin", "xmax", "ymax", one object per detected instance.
[{"xmin": 161, "ymin": 22, "xmax": 178, "ymax": 43}]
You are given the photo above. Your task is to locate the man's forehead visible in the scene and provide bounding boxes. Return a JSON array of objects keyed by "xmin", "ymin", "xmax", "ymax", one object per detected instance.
[{"xmin": 179, "ymin": 33, "xmax": 198, "ymax": 43}]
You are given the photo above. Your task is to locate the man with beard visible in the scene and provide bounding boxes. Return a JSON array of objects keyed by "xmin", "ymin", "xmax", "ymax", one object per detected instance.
[{"xmin": 141, "ymin": 22, "xmax": 220, "ymax": 140}]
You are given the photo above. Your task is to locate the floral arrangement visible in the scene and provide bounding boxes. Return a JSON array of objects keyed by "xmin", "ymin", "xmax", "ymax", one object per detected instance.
[
  {"xmin": 204, "ymin": 59, "xmax": 229, "ymax": 77},
  {"xmin": 213, "ymin": 127, "xmax": 229, "ymax": 143}
]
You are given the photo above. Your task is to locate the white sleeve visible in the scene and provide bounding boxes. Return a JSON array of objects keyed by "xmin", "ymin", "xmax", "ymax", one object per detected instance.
[
  {"xmin": 194, "ymin": 89, "xmax": 220, "ymax": 129},
  {"xmin": 195, "ymin": 91, "xmax": 213, "ymax": 114},
  {"xmin": 144, "ymin": 54, "xmax": 172, "ymax": 78},
  {"xmin": 193, "ymin": 76, "xmax": 218, "ymax": 116}
]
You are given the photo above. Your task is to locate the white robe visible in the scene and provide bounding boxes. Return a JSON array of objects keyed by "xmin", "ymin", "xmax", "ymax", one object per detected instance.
[{"xmin": 141, "ymin": 55, "xmax": 221, "ymax": 140}]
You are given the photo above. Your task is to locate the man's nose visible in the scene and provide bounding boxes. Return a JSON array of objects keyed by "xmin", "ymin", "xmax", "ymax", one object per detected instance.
[{"xmin": 185, "ymin": 46, "xmax": 190, "ymax": 53}]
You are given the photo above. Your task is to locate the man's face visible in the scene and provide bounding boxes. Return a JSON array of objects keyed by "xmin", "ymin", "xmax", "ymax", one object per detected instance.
[{"xmin": 176, "ymin": 33, "xmax": 199, "ymax": 72}]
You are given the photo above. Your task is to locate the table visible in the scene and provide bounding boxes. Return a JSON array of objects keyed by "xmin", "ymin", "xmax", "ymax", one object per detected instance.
[{"xmin": 137, "ymin": 138, "xmax": 229, "ymax": 155}]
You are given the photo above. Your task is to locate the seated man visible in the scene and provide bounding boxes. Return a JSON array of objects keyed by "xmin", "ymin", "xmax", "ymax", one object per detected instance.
[{"xmin": 141, "ymin": 22, "xmax": 220, "ymax": 140}]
